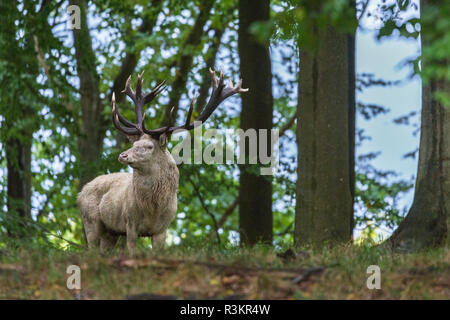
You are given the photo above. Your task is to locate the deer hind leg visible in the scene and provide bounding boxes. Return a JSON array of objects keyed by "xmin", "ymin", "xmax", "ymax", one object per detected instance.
[
  {"xmin": 82, "ymin": 217, "xmax": 101, "ymax": 249},
  {"xmin": 79, "ymin": 201, "xmax": 101, "ymax": 249},
  {"xmin": 100, "ymin": 228, "xmax": 119, "ymax": 253}
]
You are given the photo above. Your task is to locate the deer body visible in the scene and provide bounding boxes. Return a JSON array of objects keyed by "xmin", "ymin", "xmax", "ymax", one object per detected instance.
[
  {"xmin": 78, "ymin": 68, "xmax": 247, "ymax": 253},
  {"xmin": 78, "ymin": 135, "xmax": 179, "ymax": 253}
]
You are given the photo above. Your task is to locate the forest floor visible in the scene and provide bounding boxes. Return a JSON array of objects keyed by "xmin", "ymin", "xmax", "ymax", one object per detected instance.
[{"xmin": 0, "ymin": 242, "xmax": 448, "ymax": 300}]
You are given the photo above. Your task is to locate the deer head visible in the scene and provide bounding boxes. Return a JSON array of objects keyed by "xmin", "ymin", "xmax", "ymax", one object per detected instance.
[
  {"xmin": 117, "ymin": 134, "xmax": 166, "ymax": 173},
  {"xmin": 112, "ymin": 68, "xmax": 248, "ymax": 170}
]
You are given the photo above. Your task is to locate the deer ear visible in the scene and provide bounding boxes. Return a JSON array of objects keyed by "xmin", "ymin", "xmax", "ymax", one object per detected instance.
[
  {"xmin": 127, "ymin": 135, "xmax": 141, "ymax": 143},
  {"xmin": 159, "ymin": 133, "xmax": 168, "ymax": 148}
]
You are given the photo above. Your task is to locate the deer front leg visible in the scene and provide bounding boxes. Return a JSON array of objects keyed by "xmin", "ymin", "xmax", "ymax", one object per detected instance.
[
  {"xmin": 152, "ymin": 231, "xmax": 166, "ymax": 249},
  {"xmin": 126, "ymin": 219, "xmax": 138, "ymax": 256}
]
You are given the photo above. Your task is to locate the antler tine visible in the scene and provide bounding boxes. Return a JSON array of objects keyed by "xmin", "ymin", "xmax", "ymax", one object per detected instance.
[
  {"xmin": 121, "ymin": 75, "xmax": 136, "ymax": 103},
  {"xmin": 168, "ymin": 106, "xmax": 175, "ymax": 124},
  {"xmin": 194, "ymin": 68, "xmax": 228, "ymax": 123},
  {"xmin": 168, "ymin": 68, "xmax": 247, "ymax": 134},
  {"xmin": 184, "ymin": 93, "xmax": 197, "ymax": 128},
  {"xmin": 222, "ymin": 78, "xmax": 249, "ymax": 100},
  {"xmin": 117, "ymin": 72, "xmax": 170, "ymax": 135},
  {"xmin": 112, "ymin": 92, "xmax": 135, "ymax": 128},
  {"xmin": 209, "ymin": 67, "xmax": 218, "ymax": 88},
  {"xmin": 112, "ymin": 92, "xmax": 141, "ymax": 135},
  {"xmin": 140, "ymin": 81, "xmax": 164, "ymax": 130},
  {"xmin": 133, "ymin": 68, "xmax": 248, "ymax": 137},
  {"xmin": 143, "ymin": 80, "xmax": 167, "ymax": 105},
  {"xmin": 161, "ymin": 107, "xmax": 175, "ymax": 134},
  {"xmin": 136, "ymin": 70, "xmax": 144, "ymax": 99},
  {"xmin": 236, "ymin": 79, "xmax": 249, "ymax": 92},
  {"xmin": 113, "ymin": 113, "xmax": 141, "ymax": 135},
  {"xmin": 141, "ymin": 112, "xmax": 147, "ymax": 131},
  {"xmin": 208, "ymin": 68, "xmax": 225, "ymax": 92},
  {"xmin": 219, "ymin": 68, "xmax": 224, "ymax": 86}
]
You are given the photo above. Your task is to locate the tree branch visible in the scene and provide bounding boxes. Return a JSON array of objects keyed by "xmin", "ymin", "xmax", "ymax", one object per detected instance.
[
  {"xmin": 206, "ymin": 113, "xmax": 297, "ymax": 239},
  {"xmin": 162, "ymin": 0, "xmax": 215, "ymax": 126},
  {"xmin": 358, "ymin": 0, "xmax": 371, "ymax": 21},
  {"xmin": 33, "ymin": 35, "xmax": 76, "ymax": 115},
  {"xmin": 207, "ymin": 196, "xmax": 239, "ymax": 239},
  {"xmin": 188, "ymin": 175, "xmax": 221, "ymax": 244},
  {"xmin": 195, "ymin": 28, "xmax": 225, "ymax": 113},
  {"xmin": 278, "ymin": 112, "xmax": 297, "ymax": 139},
  {"xmin": 110, "ymin": 0, "xmax": 163, "ymax": 103},
  {"xmin": 108, "ymin": 0, "xmax": 163, "ymax": 146}
]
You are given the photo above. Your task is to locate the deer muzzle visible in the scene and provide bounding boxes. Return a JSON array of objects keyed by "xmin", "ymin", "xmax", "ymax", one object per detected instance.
[{"xmin": 119, "ymin": 152, "xmax": 129, "ymax": 164}]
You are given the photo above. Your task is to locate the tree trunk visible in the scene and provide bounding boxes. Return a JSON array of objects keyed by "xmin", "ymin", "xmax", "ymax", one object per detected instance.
[
  {"xmin": 238, "ymin": 0, "xmax": 273, "ymax": 246},
  {"xmin": 5, "ymin": 132, "xmax": 32, "ymax": 236},
  {"xmin": 1, "ymin": 2, "xmax": 37, "ymax": 237},
  {"xmin": 348, "ymin": 31, "xmax": 356, "ymax": 235},
  {"xmin": 162, "ymin": 0, "xmax": 214, "ymax": 126},
  {"xmin": 295, "ymin": 25, "xmax": 355, "ymax": 246},
  {"xmin": 112, "ymin": 0, "xmax": 163, "ymax": 148},
  {"xmin": 388, "ymin": 0, "xmax": 449, "ymax": 251},
  {"xmin": 70, "ymin": 0, "xmax": 104, "ymax": 190}
]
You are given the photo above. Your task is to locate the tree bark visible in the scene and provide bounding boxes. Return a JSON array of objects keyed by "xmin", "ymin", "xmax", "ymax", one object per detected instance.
[
  {"xmin": 163, "ymin": 1, "xmax": 214, "ymax": 126},
  {"xmin": 70, "ymin": 0, "xmax": 104, "ymax": 190},
  {"xmin": 110, "ymin": 0, "xmax": 162, "ymax": 103},
  {"xmin": 111, "ymin": 0, "xmax": 163, "ymax": 148},
  {"xmin": 295, "ymin": 25, "xmax": 355, "ymax": 246},
  {"xmin": 71, "ymin": 0, "xmax": 163, "ymax": 188},
  {"xmin": 5, "ymin": 133, "xmax": 32, "ymax": 235},
  {"xmin": 388, "ymin": 0, "xmax": 449, "ymax": 251},
  {"xmin": 1, "ymin": 2, "xmax": 38, "ymax": 236},
  {"xmin": 348, "ymin": 31, "xmax": 356, "ymax": 235},
  {"xmin": 238, "ymin": 0, "xmax": 273, "ymax": 246}
]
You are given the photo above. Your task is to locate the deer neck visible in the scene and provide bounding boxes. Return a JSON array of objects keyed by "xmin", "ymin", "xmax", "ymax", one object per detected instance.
[{"xmin": 132, "ymin": 154, "xmax": 178, "ymax": 211}]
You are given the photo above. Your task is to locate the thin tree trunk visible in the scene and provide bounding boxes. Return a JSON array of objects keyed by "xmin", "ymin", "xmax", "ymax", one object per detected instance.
[
  {"xmin": 1, "ymin": 2, "xmax": 37, "ymax": 237},
  {"xmin": 295, "ymin": 24, "xmax": 355, "ymax": 246},
  {"xmin": 71, "ymin": 0, "xmax": 163, "ymax": 187},
  {"xmin": 110, "ymin": 0, "xmax": 162, "ymax": 102},
  {"xmin": 238, "ymin": 0, "xmax": 273, "ymax": 246},
  {"xmin": 162, "ymin": 0, "xmax": 214, "ymax": 126},
  {"xmin": 5, "ymin": 133, "xmax": 32, "ymax": 236},
  {"xmin": 348, "ymin": 32, "xmax": 356, "ymax": 236},
  {"xmin": 195, "ymin": 28, "xmax": 224, "ymax": 114},
  {"xmin": 388, "ymin": 0, "xmax": 449, "ymax": 251},
  {"xmin": 112, "ymin": 0, "xmax": 163, "ymax": 148}
]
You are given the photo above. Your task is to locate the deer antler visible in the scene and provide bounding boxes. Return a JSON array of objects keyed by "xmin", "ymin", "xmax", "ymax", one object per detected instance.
[
  {"xmin": 112, "ymin": 70, "xmax": 166, "ymax": 136},
  {"xmin": 111, "ymin": 68, "xmax": 248, "ymax": 138}
]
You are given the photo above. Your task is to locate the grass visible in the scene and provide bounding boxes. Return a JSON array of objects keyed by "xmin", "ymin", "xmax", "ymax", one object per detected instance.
[{"xmin": 0, "ymin": 241, "xmax": 448, "ymax": 300}]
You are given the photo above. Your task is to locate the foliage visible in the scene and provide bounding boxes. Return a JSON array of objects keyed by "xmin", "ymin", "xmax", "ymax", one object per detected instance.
[
  {"xmin": 377, "ymin": 0, "xmax": 450, "ymax": 106},
  {"xmin": 0, "ymin": 0, "xmax": 444, "ymax": 248},
  {"xmin": 0, "ymin": 0, "xmax": 298, "ymax": 248}
]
